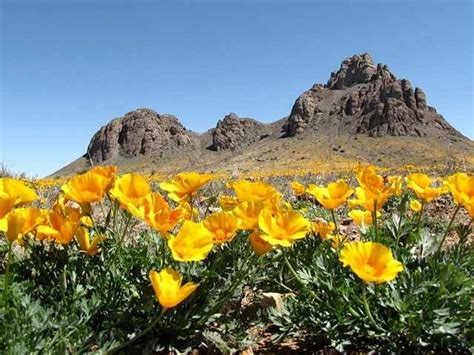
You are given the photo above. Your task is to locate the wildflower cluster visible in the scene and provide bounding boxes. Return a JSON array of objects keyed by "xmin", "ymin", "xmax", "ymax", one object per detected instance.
[{"xmin": 0, "ymin": 165, "xmax": 472, "ymax": 352}]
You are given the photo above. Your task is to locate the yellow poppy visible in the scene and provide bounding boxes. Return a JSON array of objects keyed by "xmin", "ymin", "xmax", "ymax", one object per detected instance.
[
  {"xmin": 444, "ymin": 173, "xmax": 474, "ymax": 207},
  {"xmin": 407, "ymin": 173, "xmax": 443, "ymax": 202},
  {"xmin": 232, "ymin": 200, "xmax": 265, "ymax": 230},
  {"xmin": 37, "ymin": 200, "xmax": 82, "ymax": 245},
  {"xmin": 311, "ymin": 219, "xmax": 335, "ymax": 239},
  {"xmin": 175, "ymin": 200, "xmax": 198, "ymax": 221},
  {"xmin": 409, "ymin": 200, "xmax": 422, "ymax": 213},
  {"xmin": 0, "ymin": 207, "xmax": 44, "ymax": 243},
  {"xmin": 0, "ymin": 178, "xmax": 38, "ymax": 218},
  {"xmin": 306, "ymin": 180, "xmax": 354, "ymax": 210},
  {"xmin": 339, "ymin": 241, "xmax": 404, "ymax": 283},
  {"xmin": 464, "ymin": 200, "xmax": 474, "ymax": 218},
  {"xmin": 249, "ymin": 230, "xmax": 273, "ymax": 256},
  {"xmin": 160, "ymin": 172, "xmax": 213, "ymax": 202},
  {"xmin": 75, "ymin": 227, "xmax": 105, "ymax": 255},
  {"xmin": 348, "ymin": 209, "xmax": 379, "ymax": 227},
  {"xmin": 110, "ymin": 173, "xmax": 150, "ymax": 219},
  {"xmin": 218, "ymin": 195, "xmax": 240, "ymax": 211},
  {"xmin": 388, "ymin": 175, "xmax": 404, "ymax": 196},
  {"xmin": 231, "ymin": 180, "xmax": 281, "ymax": 204},
  {"xmin": 149, "ymin": 268, "xmax": 198, "ymax": 309},
  {"xmin": 88, "ymin": 165, "xmax": 117, "ymax": 189},
  {"xmin": 355, "ymin": 165, "xmax": 397, "ymax": 204},
  {"xmin": 289, "ymin": 181, "xmax": 305, "ymax": 197},
  {"xmin": 144, "ymin": 192, "xmax": 182, "ymax": 236},
  {"xmin": 349, "ymin": 187, "xmax": 389, "ymax": 212},
  {"xmin": 167, "ymin": 221, "xmax": 214, "ymax": 261},
  {"xmin": 61, "ymin": 168, "xmax": 113, "ymax": 204},
  {"xmin": 258, "ymin": 208, "xmax": 311, "ymax": 247},
  {"xmin": 327, "ymin": 234, "xmax": 345, "ymax": 249},
  {"xmin": 203, "ymin": 211, "xmax": 238, "ymax": 244}
]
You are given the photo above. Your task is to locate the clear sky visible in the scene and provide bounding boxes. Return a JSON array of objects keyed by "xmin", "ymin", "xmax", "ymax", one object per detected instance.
[{"xmin": 1, "ymin": 0, "xmax": 473, "ymax": 177}]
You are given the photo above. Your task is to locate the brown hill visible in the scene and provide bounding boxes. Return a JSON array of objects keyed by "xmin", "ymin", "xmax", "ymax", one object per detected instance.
[{"xmin": 52, "ymin": 53, "xmax": 474, "ymax": 177}]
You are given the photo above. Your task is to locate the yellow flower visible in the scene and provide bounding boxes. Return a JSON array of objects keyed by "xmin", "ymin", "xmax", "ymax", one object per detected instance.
[
  {"xmin": 61, "ymin": 167, "xmax": 114, "ymax": 204},
  {"xmin": 80, "ymin": 215, "xmax": 94, "ymax": 228},
  {"xmin": 387, "ymin": 175, "xmax": 404, "ymax": 196},
  {"xmin": 203, "ymin": 211, "xmax": 238, "ymax": 244},
  {"xmin": 407, "ymin": 173, "xmax": 443, "ymax": 202},
  {"xmin": 110, "ymin": 173, "xmax": 150, "ymax": 219},
  {"xmin": 306, "ymin": 180, "xmax": 354, "ymax": 210},
  {"xmin": 37, "ymin": 200, "xmax": 82, "ymax": 244},
  {"xmin": 258, "ymin": 208, "xmax": 311, "ymax": 247},
  {"xmin": 349, "ymin": 187, "xmax": 388, "ymax": 212},
  {"xmin": 232, "ymin": 200, "xmax": 265, "ymax": 230},
  {"xmin": 327, "ymin": 234, "xmax": 345, "ymax": 249},
  {"xmin": 176, "ymin": 200, "xmax": 198, "ymax": 221},
  {"xmin": 144, "ymin": 192, "xmax": 182, "ymax": 236},
  {"xmin": 149, "ymin": 268, "xmax": 198, "ymax": 309},
  {"xmin": 339, "ymin": 241, "xmax": 404, "ymax": 283},
  {"xmin": 289, "ymin": 181, "xmax": 305, "ymax": 197},
  {"xmin": 88, "ymin": 165, "xmax": 117, "ymax": 189},
  {"xmin": 348, "ymin": 209, "xmax": 378, "ymax": 227},
  {"xmin": 249, "ymin": 230, "xmax": 273, "ymax": 256},
  {"xmin": 0, "ymin": 178, "xmax": 38, "ymax": 218},
  {"xmin": 0, "ymin": 207, "xmax": 44, "ymax": 243},
  {"xmin": 218, "ymin": 195, "xmax": 240, "ymax": 211},
  {"xmin": 355, "ymin": 165, "xmax": 397, "ymax": 205},
  {"xmin": 311, "ymin": 219, "xmax": 335, "ymax": 239},
  {"xmin": 464, "ymin": 200, "xmax": 474, "ymax": 218},
  {"xmin": 75, "ymin": 227, "xmax": 105, "ymax": 255},
  {"xmin": 444, "ymin": 173, "xmax": 474, "ymax": 207},
  {"xmin": 168, "ymin": 221, "xmax": 214, "ymax": 261},
  {"xmin": 160, "ymin": 172, "xmax": 213, "ymax": 202},
  {"xmin": 410, "ymin": 199, "xmax": 422, "ymax": 213},
  {"xmin": 231, "ymin": 180, "xmax": 281, "ymax": 204}
]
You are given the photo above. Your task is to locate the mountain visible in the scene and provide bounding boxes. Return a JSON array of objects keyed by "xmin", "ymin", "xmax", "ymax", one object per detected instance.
[{"xmin": 53, "ymin": 53, "xmax": 473, "ymax": 177}]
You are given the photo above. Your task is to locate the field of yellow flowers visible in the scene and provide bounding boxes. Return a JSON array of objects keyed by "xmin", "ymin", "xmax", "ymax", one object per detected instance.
[{"xmin": 0, "ymin": 165, "xmax": 473, "ymax": 353}]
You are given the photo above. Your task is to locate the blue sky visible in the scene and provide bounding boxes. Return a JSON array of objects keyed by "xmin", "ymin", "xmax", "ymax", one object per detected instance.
[{"xmin": 1, "ymin": 0, "xmax": 473, "ymax": 177}]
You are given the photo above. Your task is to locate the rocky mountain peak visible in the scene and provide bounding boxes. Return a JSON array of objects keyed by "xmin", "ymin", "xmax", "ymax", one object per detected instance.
[
  {"xmin": 285, "ymin": 53, "xmax": 461, "ymax": 138},
  {"xmin": 326, "ymin": 53, "xmax": 378, "ymax": 89},
  {"xmin": 210, "ymin": 113, "xmax": 269, "ymax": 151},
  {"xmin": 86, "ymin": 108, "xmax": 193, "ymax": 163}
]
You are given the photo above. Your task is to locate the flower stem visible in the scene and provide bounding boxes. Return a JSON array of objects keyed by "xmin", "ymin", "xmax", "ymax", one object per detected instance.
[
  {"xmin": 2, "ymin": 241, "xmax": 13, "ymax": 305},
  {"xmin": 362, "ymin": 285, "xmax": 384, "ymax": 332},
  {"xmin": 330, "ymin": 209, "xmax": 339, "ymax": 235},
  {"xmin": 109, "ymin": 307, "xmax": 166, "ymax": 354},
  {"xmin": 284, "ymin": 252, "xmax": 317, "ymax": 298},
  {"xmin": 120, "ymin": 213, "xmax": 133, "ymax": 244},
  {"xmin": 437, "ymin": 204, "xmax": 461, "ymax": 254},
  {"xmin": 415, "ymin": 200, "xmax": 425, "ymax": 233},
  {"xmin": 372, "ymin": 200, "xmax": 379, "ymax": 242}
]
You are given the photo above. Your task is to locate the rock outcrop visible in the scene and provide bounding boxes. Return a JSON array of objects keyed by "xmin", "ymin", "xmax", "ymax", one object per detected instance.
[
  {"xmin": 86, "ymin": 108, "xmax": 193, "ymax": 163},
  {"xmin": 210, "ymin": 113, "xmax": 268, "ymax": 151},
  {"xmin": 285, "ymin": 53, "xmax": 462, "ymax": 138},
  {"xmin": 326, "ymin": 53, "xmax": 377, "ymax": 89}
]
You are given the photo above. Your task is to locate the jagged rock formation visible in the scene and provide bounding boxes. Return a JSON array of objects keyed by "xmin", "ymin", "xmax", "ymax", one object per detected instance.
[
  {"xmin": 87, "ymin": 108, "xmax": 194, "ymax": 163},
  {"xmin": 285, "ymin": 53, "xmax": 461, "ymax": 138},
  {"xmin": 210, "ymin": 113, "xmax": 269, "ymax": 151}
]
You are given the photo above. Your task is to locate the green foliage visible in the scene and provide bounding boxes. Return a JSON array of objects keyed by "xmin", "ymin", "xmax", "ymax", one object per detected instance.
[
  {"xmin": 264, "ymin": 228, "xmax": 473, "ymax": 352},
  {"xmin": 0, "ymin": 229, "xmax": 262, "ymax": 353}
]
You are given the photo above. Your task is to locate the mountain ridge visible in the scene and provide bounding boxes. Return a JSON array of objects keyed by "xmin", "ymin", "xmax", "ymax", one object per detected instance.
[{"xmin": 52, "ymin": 53, "xmax": 473, "ymax": 177}]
